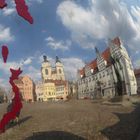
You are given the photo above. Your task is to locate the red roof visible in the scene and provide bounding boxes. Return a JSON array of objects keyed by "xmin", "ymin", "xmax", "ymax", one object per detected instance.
[
  {"xmin": 44, "ymin": 79, "xmax": 67, "ymax": 86},
  {"xmin": 134, "ymin": 69, "xmax": 140, "ymax": 76},
  {"xmin": 54, "ymin": 80, "xmax": 67, "ymax": 86},
  {"xmin": 87, "ymin": 59, "xmax": 97, "ymax": 69},
  {"xmin": 102, "ymin": 48, "xmax": 110, "ymax": 62},
  {"xmin": 78, "ymin": 48, "xmax": 111, "ymax": 75},
  {"xmin": 78, "ymin": 68, "xmax": 85, "ymax": 76},
  {"xmin": 78, "ymin": 37, "xmax": 123, "ymax": 76}
]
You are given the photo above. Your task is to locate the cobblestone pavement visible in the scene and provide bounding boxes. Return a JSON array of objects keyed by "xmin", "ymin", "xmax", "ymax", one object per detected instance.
[{"xmin": 0, "ymin": 99, "xmax": 140, "ymax": 140}]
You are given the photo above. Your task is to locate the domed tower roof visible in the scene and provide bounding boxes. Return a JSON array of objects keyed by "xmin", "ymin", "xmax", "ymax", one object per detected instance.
[
  {"xmin": 43, "ymin": 55, "xmax": 49, "ymax": 62},
  {"xmin": 42, "ymin": 55, "xmax": 51, "ymax": 67},
  {"xmin": 56, "ymin": 56, "xmax": 61, "ymax": 63}
]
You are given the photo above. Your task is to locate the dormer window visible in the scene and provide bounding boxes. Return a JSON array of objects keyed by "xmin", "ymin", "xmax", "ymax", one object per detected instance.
[{"xmin": 104, "ymin": 60, "xmax": 107, "ymax": 66}]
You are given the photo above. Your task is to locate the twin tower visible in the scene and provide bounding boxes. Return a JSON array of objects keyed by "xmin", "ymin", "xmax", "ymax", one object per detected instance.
[{"xmin": 41, "ymin": 56, "xmax": 65, "ymax": 82}]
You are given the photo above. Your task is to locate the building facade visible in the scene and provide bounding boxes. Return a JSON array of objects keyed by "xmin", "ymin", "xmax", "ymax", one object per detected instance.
[
  {"xmin": 55, "ymin": 80, "xmax": 68, "ymax": 101},
  {"xmin": 14, "ymin": 77, "xmax": 24, "ymax": 100},
  {"xmin": 41, "ymin": 56, "xmax": 69, "ymax": 101},
  {"xmin": 15, "ymin": 76, "xmax": 36, "ymax": 102},
  {"xmin": 41, "ymin": 56, "xmax": 65, "ymax": 81},
  {"xmin": 77, "ymin": 37, "xmax": 137, "ymax": 99},
  {"xmin": 68, "ymin": 81, "xmax": 78, "ymax": 99},
  {"xmin": 43, "ymin": 81, "xmax": 56, "ymax": 101},
  {"xmin": 134, "ymin": 69, "xmax": 140, "ymax": 94},
  {"xmin": 35, "ymin": 82, "xmax": 44, "ymax": 101}
]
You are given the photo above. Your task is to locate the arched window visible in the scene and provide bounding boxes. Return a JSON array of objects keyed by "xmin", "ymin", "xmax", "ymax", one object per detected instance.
[
  {"xmin": 59, "ymin": 69, "xmax": 62, "ymax": 74},
  {"xmin": 45, "ymin": 69, "xmax": 48, "ymax": 75}
]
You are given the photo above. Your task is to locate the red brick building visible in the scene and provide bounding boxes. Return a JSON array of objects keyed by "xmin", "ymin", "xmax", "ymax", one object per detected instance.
[{"xmin": 14, "ymin": 76, "xmax": 36, "ymax": 102}]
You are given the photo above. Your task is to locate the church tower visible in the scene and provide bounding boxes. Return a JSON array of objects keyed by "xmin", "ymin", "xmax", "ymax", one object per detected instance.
[
  {"xmin": 109, "ymin": 37, "xmax": 137, "ymax": 95},
  {"xmin": 41, "ymin": 55, "xmax": 52, "ymax": 82},
  {"xmin": 55, "ymin": 56, "xmax": 65, "ymax": 80}
]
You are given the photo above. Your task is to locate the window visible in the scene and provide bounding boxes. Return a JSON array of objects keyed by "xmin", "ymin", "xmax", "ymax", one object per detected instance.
[
  {"xmin": 89, "ymin": 78, "xmax": 91, "ymax": 82},
  {"xmin": 106, "ymin": 70, "xmax": 109, "ymax": 75},
  {"xmin": 99, "ymin": 73, "xmax": 101, "ymax": 78},
  {"xmin": 103, "ymin": 72, "xmax": 105, "ymax": 77},
  {"xmin": 96, "ymin": 76, "xmax": 98, "ymax": 80},
  {"xmin": 59, "ymin": 69, "xmax": 62, "ymax": 73},
  {"xmin": 45, "ymin": 69, "xmax": 48, "ymax": 75},
  {"xmin": 108, "ymin": 80, "xmax": 111, "ymax": 86},
  {"xmin": 83, "ymin": 79, "xmax": 85, "ymax": 83}
]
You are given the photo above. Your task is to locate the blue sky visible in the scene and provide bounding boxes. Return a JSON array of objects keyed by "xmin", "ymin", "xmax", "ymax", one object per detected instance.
[{"xmin": 0, "ymin": 0, "xmax": 140, "ymax": 89}]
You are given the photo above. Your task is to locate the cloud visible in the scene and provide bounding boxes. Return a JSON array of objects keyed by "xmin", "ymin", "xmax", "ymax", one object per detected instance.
[
  {"xmin": 45, "ymin": 36, "xmax": 71, "ymax": 51},
  {"xmin": 57, "ymin": 0, "xmax": 140, "ymax": 51},
  {"xmin": 0, "ymin": 59, "xmax": 20, "ymax": 75},
  {"xmin": 26, "ymin": 0, "xmax": 44, "ymax": 5},
  {"xmin": 3, "ymin": 8, "xmax": 15, "ymax": 16},
  {"xmin": 0, "ymin": 57, "xmax": 34, "ymax": 75},
  {"xmin": 20, "ymin": 57, "xmax": 33, "ymax": 65},
  {"xmin": 61, "ymin": 57, "xmax": 85, "ymax": 80},
  {"xmin": 38, "ymin": 54, "xmax": 55, "ymax": 65},
  {"xmin": 133, "ymin": 59, "xmax": 140, "ymax": 69},
  {"xmin": 39, "ymin": 55, "xmax": 84, "ymax": 80},
  {"xmin": 0, "ymin": 25, "xmax": 14, "ymax": 42},
  {"xmin": 25, "ymin": 66, "xmax": 41, "ymax": 82},
  {"xmin": 0, "ymin": 78, "xmax": 10, "ymax": 91}
]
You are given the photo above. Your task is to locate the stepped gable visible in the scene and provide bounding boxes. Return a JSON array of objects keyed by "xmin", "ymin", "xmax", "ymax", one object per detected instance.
[
  {"xmin": 78, "ymin": 47, "xmax": 111, "ymax": 76},
  {"xmin": 111, "ymin": 37, "xmax": 121, "ymax": 47}
]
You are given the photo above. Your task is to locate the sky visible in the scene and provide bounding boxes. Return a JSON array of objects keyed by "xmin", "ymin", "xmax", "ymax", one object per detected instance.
[{"xmin": 0, "ymin": 0, "xmax": 140, "ymax": 89}]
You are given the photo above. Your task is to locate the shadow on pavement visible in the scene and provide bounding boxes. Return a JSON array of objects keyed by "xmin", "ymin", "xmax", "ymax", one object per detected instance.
[
  {"xmin": 101, "ymin": 103, "xmax": 140, "ymax": 140},
  {"xmin": 6, "ymin": 116, "xmax": 32, "ymax": 129},
  {"xmin": 25, "ymin": 131, "xmax": 85, "ymax": 140}
]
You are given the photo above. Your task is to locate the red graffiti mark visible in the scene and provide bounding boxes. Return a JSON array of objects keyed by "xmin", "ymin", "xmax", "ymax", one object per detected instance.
[
  {"xmin": 0, "ymin": 0, "xmax": 7, "ymax": 9},
  {"xmin": 0, "ymin": 68, "xmax": 23, "ymax": 133},
  {"xmin": 14, "ymin": 0, "xmax": 33, "ymax": 24},
  {"xmin": 0, "ymin": 0, "xmax": 34, "ymax": 135},
  {"xmin": 1, "ymin": 45, "xmax": 9, "ymax": 63}
]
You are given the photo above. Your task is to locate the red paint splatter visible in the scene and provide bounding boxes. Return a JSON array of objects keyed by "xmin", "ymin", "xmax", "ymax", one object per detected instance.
[
  {"xmin": 0, "ymin": 68, "xmax": 23, "ymax": 133},
  {"xmin": 0, "ymin": 0, "xmax": 7, "ymax": 9},
  {"xmin": 1, "ymin": 45, "xmax": 9, "ymax": 63},
  {"xmin": 14, "ymin": 0, "xmax": 33, "ymax": 24}
]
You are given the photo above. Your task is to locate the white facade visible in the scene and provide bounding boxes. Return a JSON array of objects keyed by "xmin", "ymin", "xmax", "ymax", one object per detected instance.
[
  {"xmin": 35, "ymin": 82, "xmax": 43, "ymax": 101},
  {"xmin": 134, "ymin": 69, "xmax": 140, "ymax": 94},
  {"xmin": 41, "ymin": 56, "xmax": 65, "ymax": 81},
  {"xmin": 77, "ymin": 37, "xmax": 137, "ymax": 99}
]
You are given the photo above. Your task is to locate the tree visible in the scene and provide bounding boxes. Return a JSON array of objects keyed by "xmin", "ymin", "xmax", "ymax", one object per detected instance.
[{"xmin": 0, "ymin": 86, "xmax": 6, "ymax": 103}]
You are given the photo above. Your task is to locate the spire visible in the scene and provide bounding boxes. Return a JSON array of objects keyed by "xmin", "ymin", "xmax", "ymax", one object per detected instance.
[
  {"xmin": 95, "ymin": 46, "xmax": 101, "ymax": 58},
  {"xmin": 56, "ymin": 56, "xmax": 61, "ymax": 63},
  {"xmin": 95, "ymin": 46, "xmax": 99, "ymax": 54}
]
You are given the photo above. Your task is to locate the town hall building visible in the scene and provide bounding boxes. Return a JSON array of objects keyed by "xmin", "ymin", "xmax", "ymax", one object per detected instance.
[{"xmin": 77, "ymin": 37, "xmax": 137, "ymax": 99}]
